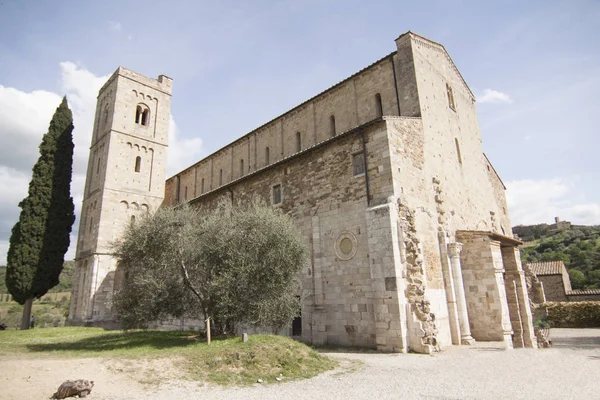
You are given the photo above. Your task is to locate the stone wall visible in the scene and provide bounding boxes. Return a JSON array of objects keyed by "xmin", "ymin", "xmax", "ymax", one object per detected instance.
[
  {"xmin": 164, "ymin": 54, "xmax": 404, "ymax": 206},
  {"xmin": 538, "ymin": 275, "xmax": 569, "ymax": 302}
]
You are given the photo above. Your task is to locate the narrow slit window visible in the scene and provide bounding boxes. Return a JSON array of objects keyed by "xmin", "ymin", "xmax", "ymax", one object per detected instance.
[
  {"xmin": 141, "ymin": 108, "xmax": 149, "ymax": 126},
  {"xmin": 240, "ymin": 159, "xmax": 244, "ymax": 177},
  {"xmin": 330, "ymin": 115, "xmax": 336, "ymax": 137},
  {"xmin": 96, "ymin": 157, "xmax": 101, "ymax": 174},
  {"xmin": 265, "ymin": 147, "xmax": 270, "ymax": 164},
  {"xmin": 131, "ymin": 215, "xmax": 136, "ymax": 224},
  {"xmin": 219, "ymin": 169, "xmax": 223, "ymax": 186},
  {"xmin": 184, "ymin": 186, "xmax": 188, "ymax": 201},
  {"xmin": 135, "ymin": 106, "xmax": 142, "ymax": 124},
  {"xmin": 135, "ymin": 156, "xmax": 141, "ymax": 172},
  {"xmin": 89, "ymin": 217, "xmax": 93, "ymax": 233},
  {"xmin": 272, "ymin": 184, "xmax": 282, "ymax": 205},
  {"xmin": 296, "ymin": 132, "xmax": 302, "ymax": 152},
  {"xmin": 353, "ymin": 152, "xmax": 365, "ymax": 176},
  {"xmin": 447, "ymin": 84, "xmax": 456, "ymax": 111},
  {"xmin": 201, "ymin": 178, "xmax": 205, "ymax": 194},
  {"xmin": 455, "ymin": 138, "xmax": 462, "ymax": 165},
  {"xmin": 375, "ymin": 93, "xmax": 383, "ymax": 117}
]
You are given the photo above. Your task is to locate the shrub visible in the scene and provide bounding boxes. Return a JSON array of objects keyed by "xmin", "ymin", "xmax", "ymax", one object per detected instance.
[{"xmin": 544, "ymin": 301, "xmax": 600, "ymax": 328}]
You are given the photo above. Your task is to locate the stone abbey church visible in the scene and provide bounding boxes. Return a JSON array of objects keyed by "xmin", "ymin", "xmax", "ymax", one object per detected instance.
[{"xmin": 68, "ymin": 32, "xmax": 537, "ymax": 353}]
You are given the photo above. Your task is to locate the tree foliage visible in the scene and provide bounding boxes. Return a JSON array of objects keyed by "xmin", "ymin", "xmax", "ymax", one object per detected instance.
[
  {"xmin": 112, "ymin": 202, "xmax": 307, "ymax": 333},
  {"xmin": 5, "ymin": 97, "xmax": 75, "ymax": 309},
  {"xmin": 518, "ymin": 224, "xmax": 600, "ymax": 289}
]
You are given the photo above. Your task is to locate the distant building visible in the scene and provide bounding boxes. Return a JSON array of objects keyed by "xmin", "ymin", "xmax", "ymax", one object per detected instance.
[
  {"xmin": 548, "ymin": 217, "xmax": 571, "ymax": 233},
  {"xmin": 527, "ymin": 261, "xmax": 600, "ymax": 302}
]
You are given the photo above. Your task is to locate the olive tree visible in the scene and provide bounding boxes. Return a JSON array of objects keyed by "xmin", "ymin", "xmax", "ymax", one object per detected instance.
[{"xmin": 112, "ymin": 202, "xmax": 307, "ymax": 334}]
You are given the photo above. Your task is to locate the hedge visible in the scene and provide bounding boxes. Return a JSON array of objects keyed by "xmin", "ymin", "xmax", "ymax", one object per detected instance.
[{"xmin": 544, "ymin": 302, "xmax": 600, "ymax": 328}]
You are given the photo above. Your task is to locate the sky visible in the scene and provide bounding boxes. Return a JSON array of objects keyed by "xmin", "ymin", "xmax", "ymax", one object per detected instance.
[{"xmin": 0, "ymin": 0, "xmax": 599, "ymax": 264}]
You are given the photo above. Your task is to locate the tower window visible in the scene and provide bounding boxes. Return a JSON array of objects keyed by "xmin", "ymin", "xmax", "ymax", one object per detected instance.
[
  {"xmin": 272, "ymin": 184, "xmax": 282, "ymax": 205},
  {"xmin": 446, "ymin": 84, "xmax": 456, "ymax": 111},
  {"xmin": 265, "ymin": 147, "xmax": 270, "ymax": 165},
  {"xmin": 353, "ymin": 152, "xmax": 365, "ymax": 176},
  {"xmin": 135, "ymin": 156, "xmax": 141, "ymax": 172},
  {"xmin": 330, "ymin": 115, "xmax": 336, "ymax": 137},
  {"xmin": 455, "ymin": 138, "xmax": 462, "ymax": 165},
  {"xmin": 240, "ymin": 159, "xmax": 244, "ymax": 177},
  {"xmin": 375, "ymin": 93, "xmax": 383, "ymax": 117},
  {"xmin": 296, "ymin": 132, "xmax": 302, "ymax": 152},
  {"xmin": 135, "ymin": 104, "xmax": 150, "ymax": 126},
  {"xmin": 96, "ymin": 157, "xmax": 101, "ymax": 174}
]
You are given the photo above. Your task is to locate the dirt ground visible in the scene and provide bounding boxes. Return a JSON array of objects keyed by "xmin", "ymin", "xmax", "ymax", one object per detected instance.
[{"xmin": 1, "ymin": 328, "xmax": 599, "ymax": 400}]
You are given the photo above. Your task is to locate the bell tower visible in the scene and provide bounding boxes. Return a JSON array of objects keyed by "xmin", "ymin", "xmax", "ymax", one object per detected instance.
[{"xmin": 68, "ymin": 67, "xmax": 172, "ymax": 326}]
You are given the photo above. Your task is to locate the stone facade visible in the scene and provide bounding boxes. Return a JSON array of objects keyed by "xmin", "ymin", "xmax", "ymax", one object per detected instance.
[
  {"xmin": 68, "ymin": 67, "xmax": 172, "ymax": 326},
  {"xmin": 69, "ymin": 32, "xmax": 536, "ymax": 351}
]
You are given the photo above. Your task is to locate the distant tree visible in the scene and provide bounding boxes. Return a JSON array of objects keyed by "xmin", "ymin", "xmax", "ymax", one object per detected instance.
[
  {"xmin": 5, "ymin": 97, "xmax": 75, "ymax": 330},
  {"xmin": 112, "ymin": 202, "xmax": 307, "ymax": 334},
  {"xmin": 569, "ymin": 269, "xmax": 587, "ymax": 290}
]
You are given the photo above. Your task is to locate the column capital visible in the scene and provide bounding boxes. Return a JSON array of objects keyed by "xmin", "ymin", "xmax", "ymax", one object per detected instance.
[{"xmin": 448, "ymin": 242, "xmax": 463, "ymax": 257}]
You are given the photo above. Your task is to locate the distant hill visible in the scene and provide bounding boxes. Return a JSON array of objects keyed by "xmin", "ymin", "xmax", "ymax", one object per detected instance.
[
  {"xmin": 0, "ymin": 260, "xmax": 75, "ymax": 294},
  {"xmin": 514, "ymin": 224, "xmax": 600, "ymax": 289}
]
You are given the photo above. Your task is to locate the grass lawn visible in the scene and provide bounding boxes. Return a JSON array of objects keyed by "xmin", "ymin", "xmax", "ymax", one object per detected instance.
[{"xmin": 0, "ymin": 327, "xmax": 336, "ymax": 385}]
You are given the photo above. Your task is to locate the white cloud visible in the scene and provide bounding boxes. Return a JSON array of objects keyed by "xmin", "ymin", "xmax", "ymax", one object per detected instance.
[
  {"xmin": 478, "ymin": 89, "xmax": 513, "ymax": 104},
  {"xmin": 167, "ymin": 116, "xmax": 203, "ymax": 177},
  {"xmin": 108, "ymin": 21, "xmax": 122, "ymax": 32},
  {"xmin": 0, "ymin": 63, "xmax": 195, "ymax": 264},
  {"xmin": 506, "ymin": 178, "xmax": 600, "ymax": 226}
]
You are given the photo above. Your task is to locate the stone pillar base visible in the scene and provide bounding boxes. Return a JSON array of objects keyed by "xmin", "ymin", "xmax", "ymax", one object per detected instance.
[{"xmin": 461, "ymin": 336, "xmax": 475, "ymax": 345}]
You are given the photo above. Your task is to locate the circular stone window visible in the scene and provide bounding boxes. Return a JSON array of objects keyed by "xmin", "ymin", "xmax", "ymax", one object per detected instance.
[{"xmin": 334, "ymin": 232, "xmax": 358, "ymax": 260}]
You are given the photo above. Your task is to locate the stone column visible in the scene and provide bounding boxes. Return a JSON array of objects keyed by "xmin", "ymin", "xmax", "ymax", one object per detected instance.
[
  {"xmin": 448, "ymin": 243, "xmax": 475, "ymax": 345},
  {"xmin": 438, "ymin": 232, "xmax": 460, "ymax": 345}
]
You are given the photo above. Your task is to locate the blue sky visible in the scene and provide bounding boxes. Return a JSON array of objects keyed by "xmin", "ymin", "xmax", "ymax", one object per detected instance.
[{"xmin": 0, "ymin": 0, "xmax": 599, "ymax": 263}]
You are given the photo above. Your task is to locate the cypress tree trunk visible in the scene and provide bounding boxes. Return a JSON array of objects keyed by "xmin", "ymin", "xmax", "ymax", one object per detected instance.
[{"xmin": 20, "ymin": 298, "xmax": 33, "ymax": 330}]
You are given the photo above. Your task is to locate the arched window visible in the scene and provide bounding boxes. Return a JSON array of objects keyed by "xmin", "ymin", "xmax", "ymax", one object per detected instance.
[
  {"xmin": 265, "ymin": 147, "xmax": 270, "ymax": 165},
  {"xmin": 240, "ymin": 159, "xmax": 244, "ymax": 177},
  {"xmin": 330, "ymin": 115, "xmax": 336, "ymax": 137},
  {"xmin": 375, "ymin": 93, "xmax": 383, "ymax": 117},
  {"xmin": 135, "ymin": 104, "xmax": 150, "ymax": 126},
  {"xmin": 296, "ymin": 132, "xmax": 302, "ymax": 152},
  {"xmin": 135, "ymin": 156, "xmax": 141, "ymax": 172},
  {"xmin": 219, "ymin": 169, "xmax": 223, "ymax": 186},
  {"xmin": 201, "ymin": 178, "xmax": 205, "ymax": 194}
]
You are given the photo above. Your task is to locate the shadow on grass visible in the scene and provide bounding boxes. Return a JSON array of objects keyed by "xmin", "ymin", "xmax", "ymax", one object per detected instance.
[{"xmin": 25, "ymin": 331, "xmax": 206, "ymax": 353}]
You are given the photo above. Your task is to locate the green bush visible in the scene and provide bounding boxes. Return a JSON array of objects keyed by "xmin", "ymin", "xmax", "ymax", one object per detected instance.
[{"xmin": 544, "ymin": 301, "xmax": 600, "ymax": 328}]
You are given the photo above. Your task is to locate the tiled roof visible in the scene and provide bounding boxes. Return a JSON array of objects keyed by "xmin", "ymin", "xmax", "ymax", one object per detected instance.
[
  {"xmin": 566, "ymin": 289, "xmax": 600, "ymax": 296},
  {"xmin": 527, "ymin": 261, "xmax": 565, "ymax": 276}
]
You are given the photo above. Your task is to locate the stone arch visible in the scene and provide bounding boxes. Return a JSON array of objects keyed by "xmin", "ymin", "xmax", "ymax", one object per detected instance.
[{"xmin": 135, "ymin": 103, "xmax": 150, "ymax": 126}]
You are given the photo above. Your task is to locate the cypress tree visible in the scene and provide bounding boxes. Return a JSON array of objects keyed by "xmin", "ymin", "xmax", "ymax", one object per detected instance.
[{"xmin": 6, "ymin": 97, "xmax": 75, "ymax": 329}]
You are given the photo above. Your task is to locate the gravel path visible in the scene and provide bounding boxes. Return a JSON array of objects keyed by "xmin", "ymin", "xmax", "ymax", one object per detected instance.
[{"xmin": 2, "ymin": 328, "xmax": 599, "ymax": 400}]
